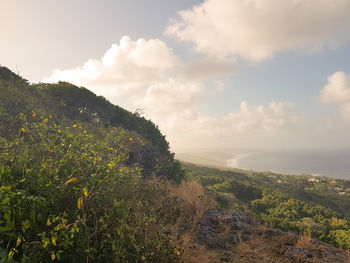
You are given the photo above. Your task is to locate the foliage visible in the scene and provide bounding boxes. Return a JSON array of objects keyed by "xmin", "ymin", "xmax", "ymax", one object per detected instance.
[
  {"xmin": 0, "ymin": 73, "xmax": 181, "ymax": 182},
  {"xmin": 0, "ymin": 69, "xmax": 184, "ymax": 262},
  {"xmin": 0, "ymin": 114, "xmax": 181, "ymax": 262},
  {"xmin": 0, "ymin": 66, "xmax": 27, "ymax": 83},
  {"xmin": 183, "ymin": 162, "xmax": 350, "ymax": 249}
]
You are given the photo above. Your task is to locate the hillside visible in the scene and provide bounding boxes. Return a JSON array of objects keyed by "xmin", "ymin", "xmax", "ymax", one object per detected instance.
[
  {"xmin": 182, "ymin": 163, "xmax": 350, "ymax": 247},
  {"xmin": 0, "ymin": 66, "xmax": 350, "ymax": 262},
  {"xmin": 0, "ymin": 67, "xmax": 184, "ymax": 262}
]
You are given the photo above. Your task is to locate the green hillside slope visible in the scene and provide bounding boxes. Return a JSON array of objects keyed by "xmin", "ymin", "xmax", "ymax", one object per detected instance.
[
  {"xmin": 0, "ymin": 67, "xmax": 183, "ymax": 262},
  {"xmin": 183, "ymin": 162, "xmax": 350, "ymax": 249}
]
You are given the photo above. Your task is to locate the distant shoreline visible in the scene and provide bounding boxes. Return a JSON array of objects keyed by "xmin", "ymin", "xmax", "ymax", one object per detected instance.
[{"xmin": 176, "ymin": 148, "xmax": 350, "ymax": 180}]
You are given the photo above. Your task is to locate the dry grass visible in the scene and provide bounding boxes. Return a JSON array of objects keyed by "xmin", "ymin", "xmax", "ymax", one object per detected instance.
[
  {"xmin": 167, "ymin": 180, "xmax": 218, "ymax": 262},
  {"xmin": 296, "ymin": 232, "xmax": 314, "ymax": 251},
  {"xmin": 234, "ymin": 233, "xmax": 272, "ymax": 263},
  {"xmin": 144, "ymin": 178, "xmax": 218, "ymax": 262},
  {"xmin": 170, "ymin": 180, "xmax": 216, "ymax": 222},
  {"xmin": 234, "ymin": 232, "xmax": 302, "ymax": 263}
]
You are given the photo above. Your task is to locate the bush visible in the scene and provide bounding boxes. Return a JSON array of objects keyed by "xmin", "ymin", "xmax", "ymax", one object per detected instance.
[{"xmin": 0, "ymin": 115, "xmax": 180, "ymax": 262}]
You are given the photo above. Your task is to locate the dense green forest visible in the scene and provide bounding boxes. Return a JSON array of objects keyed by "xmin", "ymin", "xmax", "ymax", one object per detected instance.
[{"xmin": 183, "ymin": 162, "xmax": 350, "ymax": 249}]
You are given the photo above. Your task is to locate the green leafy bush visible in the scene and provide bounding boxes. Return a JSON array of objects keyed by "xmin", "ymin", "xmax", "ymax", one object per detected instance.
[{"xmin": 0, "ymin": 115, "xmax": 180, "ymax": 262}]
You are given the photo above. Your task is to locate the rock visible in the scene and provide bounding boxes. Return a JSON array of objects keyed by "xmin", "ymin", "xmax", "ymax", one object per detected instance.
[
  {"xmin": 192, "ymin": 209, "xmax": 350, "ymax": 262},
  {"xmin": 196, "ymin": 210, "xmax": 253, "ymax": 249}
]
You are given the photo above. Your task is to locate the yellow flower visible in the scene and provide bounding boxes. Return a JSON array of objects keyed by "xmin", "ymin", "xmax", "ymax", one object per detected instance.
[
  {"xmin": 58, "ymin": 130, "xmax": 62, "ymax": 133},
  {"xmin": 20, "ymin": 128, "xmax": 25, "ymax": 132},
  {"xmin": 73, "ymin": 124, "xmax": 77, "ymax": 128},
  {"xmin": 129, "ymin": 138, "xmax": 133, "ymax": 141},
  {"xmin": 32, "ymin": 112, "xmax": 36, "ymax": 117}
]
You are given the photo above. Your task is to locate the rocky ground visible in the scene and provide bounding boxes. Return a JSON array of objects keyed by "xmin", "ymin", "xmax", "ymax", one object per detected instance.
[{"xmin": 176, "ymin": 210, "xmax": 350, "ymax": 263}]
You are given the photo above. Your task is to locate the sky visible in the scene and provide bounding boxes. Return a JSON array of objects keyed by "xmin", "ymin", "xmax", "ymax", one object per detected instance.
[{"xmin": 1, "ymin": 0, "xmax": 350, "ymax": 152}]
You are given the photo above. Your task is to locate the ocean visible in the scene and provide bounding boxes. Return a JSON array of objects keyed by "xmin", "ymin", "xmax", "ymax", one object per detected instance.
[{"xmin": 225, "ymin": 149, "xmax": 350, "ymax": 179}]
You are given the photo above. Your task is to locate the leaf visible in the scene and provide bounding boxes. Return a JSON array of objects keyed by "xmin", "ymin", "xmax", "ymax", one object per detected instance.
[
  {"xmin": 64, "ymin": 178, "xmax": 77, "ymax": 185},
  {"xmin": 42, "ymin": 238, "xmax": 49, "ymax": 248},
  {"xmin": 52, "ymin": 235, "xmax": 57, "ymax": 246},
  {"xmin": 8, "ymin": 250, "xmax": 14, "ymax": 260},
  {"xmin": 23, "ymin": 219, "xmax": 31, "ymax": 230},
  {"xmin": 16, "ymin": 237, "xmax": 21, "ymax": 247},
  {"xmin": 83, "ymin": 188, "xmax": 88, "ymax": 197},
  {"xmin": 51, "ymin": 251, "xmax": 56, "ymax": 261},
  {"xmin": 0, "ymin": 225, "xmax": 14, "ymax": 233},
  {"xmin": 77, "ymin": 197, "xmax": 83, "ymax": 209}
]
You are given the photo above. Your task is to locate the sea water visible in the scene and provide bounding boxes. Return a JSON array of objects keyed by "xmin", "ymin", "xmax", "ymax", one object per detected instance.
[{"xmin": 225, "ymin": 149, "xmax": 350, "ymax": 179}]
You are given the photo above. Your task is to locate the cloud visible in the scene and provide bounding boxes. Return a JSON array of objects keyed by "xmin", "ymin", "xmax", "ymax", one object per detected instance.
[
  {"xmin": 340, "ymin": 103, "xmax": 350, "ymax": 122},
  {"xmin": 319, "ymin": 71, "xmax": 350, "ymax": 123},
  {"xmin": 227, "ymin": 101, "xmax": 295, "ymax": 133},
  {"xmin": 166, "ymin": 0, "xmax": 350, "ymax": 61},
  {"xmin": 163, "ymin": 101, "xmax": 295, "ymax": 137},
  {"xmin": 163, "ymin": 100, "xmax": 298, "ymax": 151},
  {"xmin": 44, "ymin": 36, "xmax": 231, "ymax": 113},
  {"xmin": 44, "ymin": 36, "xmax": 180, "ymax": 99},
  {"xmin": 135, "ymin": 79, "xmax": 202, "ymax": 116},
  {"xmin": 43, "ymin": 36, "xmax": 212, "ymax": 133},
  {"xmin": 319, "ymin": 72, "xmax": 350, "ymax": 104},
  {"xmin": 44, "ymin": 36, "xmax": 297, "ymax": 150}
]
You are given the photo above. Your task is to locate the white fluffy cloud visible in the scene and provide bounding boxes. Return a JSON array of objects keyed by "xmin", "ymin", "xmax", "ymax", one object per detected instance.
[
  {"xmin": 227, "ymin": 101, "xmax": 294, "ymax": 133},
  {"xmin": 163, "ymin": 101, "xmax": 295, "ymax": 137},
  {"xmin": 44, "ymin": 36, "xmax": 296, "ymax": 150},
  {"xmin": 45, "ymin": 36, "xmax": 205, "ymax": 118},
  {"xmin": 139, "ymin": 80, "xmax": 201, "ymax": 114},
  {"xmin": 167, "ymin": 0, "xmax": 350, "ymax": 61},
  {"xmin": 43, "ymin": 36, "xmax": 211, "ymax": 132},
  {"xmin": 164, "ymin": 100, "xmax": 297, "ymax": 151},
  {"xmin": 44, "ymin": 36, "xmax": 180, "ymax": 98},
  {"xmin": 319, "ymin": 72, "xmax": 350, "ymax": 104},
  {"xmin": 319, "ymin": 71, "xmax": 350, "ymax": 123}
]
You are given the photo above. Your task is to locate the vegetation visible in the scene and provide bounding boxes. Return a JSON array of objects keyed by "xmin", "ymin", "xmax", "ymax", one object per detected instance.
[
  {"xmin": 183, "ymin": 162, "xmax": 350, "ymax": 249},
  {"xmin": 1, "ymin": 66, "xmax": 350, "ymax": 262},
  {"xmin": 0, "ymin": 67, "xmax": 184, "ymax": 262}
]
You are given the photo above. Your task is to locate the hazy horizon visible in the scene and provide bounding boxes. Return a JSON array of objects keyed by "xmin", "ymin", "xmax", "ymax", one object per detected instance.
[{"xmin": 176, "ymin": 147, "xmax": 350, "ymax": 179}]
